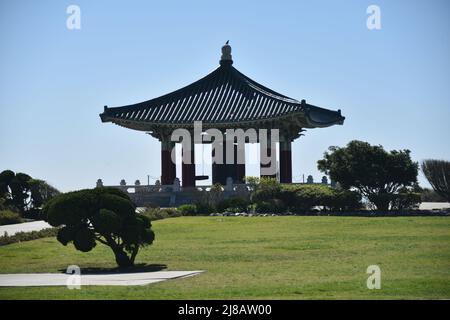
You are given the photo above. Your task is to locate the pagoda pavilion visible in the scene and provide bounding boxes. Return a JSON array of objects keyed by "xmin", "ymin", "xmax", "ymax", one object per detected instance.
[{"xmin": 100, "ymin": 42, "xmax": 345, "ymax": 188}]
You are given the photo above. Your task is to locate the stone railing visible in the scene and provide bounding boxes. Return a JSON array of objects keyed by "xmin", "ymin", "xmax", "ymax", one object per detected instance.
[
  {"xmin": 95, "ymin": 177, "xmax": 334, "ymax": 207},
  {"xmin": 95, "ymin": 178, "xmax": 251, "ymax": 207}
]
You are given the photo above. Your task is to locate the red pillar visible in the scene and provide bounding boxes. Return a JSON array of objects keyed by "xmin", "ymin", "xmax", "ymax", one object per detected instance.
[
  {"xmin": 161, "ymin": 140, "xmax": 176, "ymax": 185},
  {"xmin": 260, "ymin": 137, "xmax": 276, "ymax": 179},
  {"xmin": 182, "ymin": 142, "xmax": 196, "ymax": 188},
  {"xmin": 280, "ymin": 140, "xmax": 292, "ymax": 183}
]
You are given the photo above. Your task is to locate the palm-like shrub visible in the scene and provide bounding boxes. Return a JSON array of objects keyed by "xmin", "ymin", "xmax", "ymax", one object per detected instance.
[
  {"xmin": 422, "ymin": 160, "xmax": 450, "ymax": 202},
  {"xmin": 43, "ymin": 187, "xmax": 154, "ymax": 267}
]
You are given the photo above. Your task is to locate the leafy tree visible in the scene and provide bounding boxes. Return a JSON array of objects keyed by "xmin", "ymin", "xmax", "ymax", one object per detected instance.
[
  {"xmin": 0, "ymin": 170, "xmax": 60, "ymax": 215},
  {"xmin": 317, "ymin": 140, "xmax": 419, "ymax": 210},
  {"xmin": 43, "ymin": 187, "xmax": 155, "ymax": 267},
  {"xmin": 421, "ymin": 159, "xmax": 450, "ymax": 202},
  {"xmin": 29, "ymin": 179, "xmax": 60, "ymax": 208},
  {"xmin": 0, "ymin": 170, "xmax": 32, "ymax": 212}
]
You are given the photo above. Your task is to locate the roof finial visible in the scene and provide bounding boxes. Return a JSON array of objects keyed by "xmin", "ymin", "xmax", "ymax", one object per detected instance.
[{"xmin": 220, "ymin": 41, "xmax": 233, "ymax": 66}]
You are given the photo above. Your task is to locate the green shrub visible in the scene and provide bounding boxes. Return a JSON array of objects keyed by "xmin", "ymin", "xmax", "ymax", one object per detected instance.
[
  {"xmin": 254, "ymin": 199, "xmax": 286, "ymax": 213},
  {"xmin": 161, "ymin": 207, "xmax": 181, "ymax": 217},
  {"xmin": 0, "ymin": 228, "xmax": 58, "ymax": 246},
  {"xmin": 177, "ymin": 204, "xmax": 197, "ymax": 216},
  {"xmin": 252, "ymin": 178, "xmax": 282, "ymax": 203},
  {"xmin": 420, "ymin": 188, "xmax": 447, "ymax": 202},
  {"xmin": 0, "ymin": 210, "xmax": 22, "ymax": 225},
  {"xmin": 285, "ymin": 184, "xmax": 333, "ymax": 212},
  {"xmin": 142, "ymin": 202, "xmax": 160, "ymax": 209},
  {"xmin": 195, "ymin": 202, "xmax": 215, "ymax": 214},
  {"xmin": 154, "ymin": 208, "xmax": 170, "ymax": 220},
  {"xmin": 323, "ymin": 190, "xmax": 362, "ymax": 212},
  {"xmin": 250, "ymin": 182, "xmax": 362, "ymax": 213},
  {"xmin": 223, "ymin": 207, "xmax": 240, "ymax": 213},
  {"xmin": 369, "ymin": 191, "xmax": 421, "ymax": 211},
  {"xmin": 194, "ymin": 184, "xmax": 224, "ymax": 214},
  {"xmin": 140, "ymin": 207, "xmax": 182, "ymax": 221},
  {"xmin": 279, "ymin": 184, "xmax": 362, "ymax": 212},
  {"xmin": 254, "ymin": 201, "xmax": 272, "ymax": 213},
  {"xmin": 216, "ymin": 197, "xmax": 249, "ymax": 213},
  {"xmin": 391, "ymin": 192, "xmax": 421, "ymax": 211},
  {"xmin": 141, "ymin": 207, "xmax": 169, "ymax": 221},
  {"xmin": 245, "ymin": 176, "xmax": 260, "ymax": 188}
]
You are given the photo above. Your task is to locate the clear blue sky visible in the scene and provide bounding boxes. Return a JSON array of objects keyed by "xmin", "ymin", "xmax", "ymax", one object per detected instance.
[{"xmin": 1, "ymin": 0, "xmax": 449, "ymax": 192}]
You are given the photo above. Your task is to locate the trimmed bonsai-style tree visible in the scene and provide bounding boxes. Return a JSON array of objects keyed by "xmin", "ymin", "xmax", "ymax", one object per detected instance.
[{"xmin": 43, "ymin": 187, "xmax": 155, "ymax": 267}]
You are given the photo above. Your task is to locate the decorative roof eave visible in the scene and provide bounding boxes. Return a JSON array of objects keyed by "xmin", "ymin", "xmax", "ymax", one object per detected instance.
[
  {"xmin": 304, "ymin": 105, "xmax": 345, "ymax": 128},
  {"xmin": 100, "ymin": 104, "xmax": 344, "ymax": 131}
]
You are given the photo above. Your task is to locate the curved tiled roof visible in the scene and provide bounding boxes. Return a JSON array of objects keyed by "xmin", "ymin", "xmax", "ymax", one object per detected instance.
[{"xmin": 100, "ymin": 60, "xmax": 344, "ymax": 130}]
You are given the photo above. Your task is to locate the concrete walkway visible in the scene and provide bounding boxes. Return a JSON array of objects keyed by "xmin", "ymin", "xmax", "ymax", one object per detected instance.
[
  {"xmin": 419, "ymin": 202, "xmax": 450, "ymax": 210},
  {"xmin": 0, "ymin": 221, "xmax": 53, "ymax": 236},
  {"xmin": 0, "ymin": 271, "xmax": 203, "ymax": 287}
]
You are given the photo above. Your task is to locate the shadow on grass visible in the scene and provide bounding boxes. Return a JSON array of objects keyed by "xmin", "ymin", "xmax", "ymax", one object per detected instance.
[{"xmin": 58, "ymin": 263, "xmax": 167, "ymax": 275}]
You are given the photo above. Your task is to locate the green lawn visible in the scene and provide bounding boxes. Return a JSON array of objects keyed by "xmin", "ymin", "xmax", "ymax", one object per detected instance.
[{"xmin": 0, "ymin": 216, "xmax": 449, "ymax": 299}]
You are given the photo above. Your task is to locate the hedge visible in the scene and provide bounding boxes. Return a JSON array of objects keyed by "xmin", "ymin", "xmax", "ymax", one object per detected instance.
[
  {"xmin": 255, "ymin": 184, "xmax": 362, "ymax": 213},
  {"xmin": 0, "ymin": 228, "xmax": 58, "ymax": 246},
  {"xmin": 0, "ymin": 210, "xmax": 22, "ymax": 226},
  {"xmin": 177, "ymin": 204, "xmax": 198, "ymax": 216},
  {"xmin": 140, "ymin": 207, "xmax": 181, "ymax": 221},
  {"xmin": 216, "ymin": 197, "xmax": 250, "ymax": 213}
]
